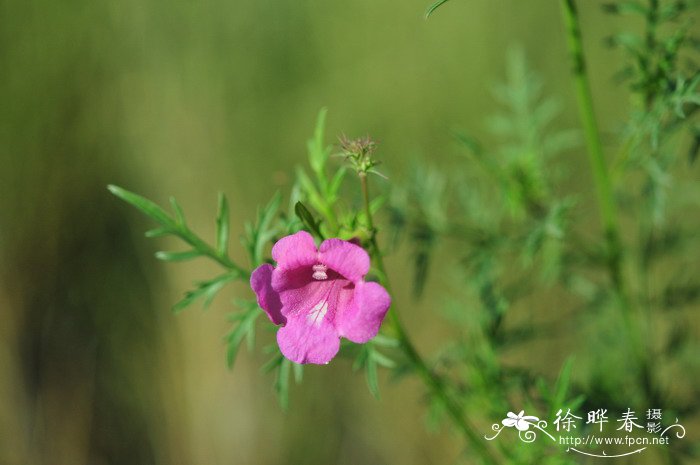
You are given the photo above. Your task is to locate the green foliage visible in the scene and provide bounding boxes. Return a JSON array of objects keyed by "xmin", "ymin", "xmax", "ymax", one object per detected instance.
[
  {"xmin": 108, "ymin": 185, "xmax": 248, "ymax": 313},
  {"xmin": 294, "ymin": 108, "xmax": 346, "ymax": 236},
  {"xmin": 389, "ymin": 7, "xmax": 699, "ymax": 458},
  {"xmin": 225, "ymin": 301, "xmax": 260, "ymax": 369},
  {"xmin": 261, "ymin": 351, "xmax": 304, "ymax": 410},
  {"xmin": 243, "ymin": 192, "xmax": 283, "ymax": 268},
  {"xmin": 389, "ymin": 163, "xmax": 447, "ymax": 297},
  {"xmin": 173, "ymin": 272, "xmax": 240, "ymax": 313},
  {"xmin": 108, "ymin": 185, "xmax": 246, "ymax": 276},
  {"xmin": 352, "ymin": 335, "xmax": 398, "ymax": 399}
]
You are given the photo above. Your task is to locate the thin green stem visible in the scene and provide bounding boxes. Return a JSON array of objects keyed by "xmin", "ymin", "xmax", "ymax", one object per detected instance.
[
  {"xmin": 177, "ymin": 226, "xmax": 250, "ymax": 278},
  {"xmin": 360, "ymin": 174, "xmax": 500, "ymax": 465},
  {"xmin": 560, "ymin": 0, "xmax": 625, "ymax": 293},
  {"xmin": 560, "ymin": 1, "xmax": 652, "ymax": 381},
  {"xmin": 559, "ymin": 0, "xmax": 636, "ymax": 318}
]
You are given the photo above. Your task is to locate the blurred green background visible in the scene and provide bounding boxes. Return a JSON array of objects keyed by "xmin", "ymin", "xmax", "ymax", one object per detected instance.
[{"xmin": 0, "ymin": 1, "xmax": 696, "ymax": 464}]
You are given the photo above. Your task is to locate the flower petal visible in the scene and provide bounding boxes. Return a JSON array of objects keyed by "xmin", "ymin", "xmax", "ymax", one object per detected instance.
[
  {"xmin": 271, "ymin": 266, "xmax": 313, "ymax": 297},
  {"xmin": 502, "ymin": 418, "xmax": 517, "ymax": 427},
  {"xmin": 319, "ymin": 239, "xmax": 370, "ymax": 282},
  {"xmin": 250, "ymin": 264, "xmax": 285, "ymax": 325},
  {"xmin": 337, "ymin": 281, "xmax": 391, "ymax": 343},
  {"xmin": 277, "ymin": 312, "xmax": 340, "ymax": 364},
  {"xmin": 271, "ymin": 231, "xmax": 318, "ymax": 270}
]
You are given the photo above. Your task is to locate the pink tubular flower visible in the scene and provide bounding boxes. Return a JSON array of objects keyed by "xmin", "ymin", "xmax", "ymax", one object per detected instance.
[{"xmin": 250, "ymin": 231, "xmax": 391, "ymax": 365}]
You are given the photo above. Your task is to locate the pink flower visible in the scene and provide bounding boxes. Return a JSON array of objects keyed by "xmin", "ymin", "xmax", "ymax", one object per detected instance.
[{"xmin": 250, "ymin": 231, "xmax": 391, "ymax": 365}]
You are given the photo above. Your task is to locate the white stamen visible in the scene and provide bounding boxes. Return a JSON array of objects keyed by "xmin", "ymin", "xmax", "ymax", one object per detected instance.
[
  {"xmin": 312, "ymin": 263, "xmax": 328, "ymax": 280},
  {"xmin": 307, "ymin": 300, "xmax": 329, "ymax": 327}
]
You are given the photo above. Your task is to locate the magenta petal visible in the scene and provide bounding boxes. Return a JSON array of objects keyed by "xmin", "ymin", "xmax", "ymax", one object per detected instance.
[
  {"xmin": 270, "ymin": 266, "xmax": 315, "ymax": 298},
  {"xmin": 319, "ymin": 239, "xmax": 370, "ymax": 282},
  {"xmin": 250, "ymin": 264, "xmax": 286, "ymax": 325},
  {"xmin": 271, "ymin": 231, "xmax": 318, "ymax": 270},
  {"xmin": 277, "ymin": 313, "xmax": 340, "ymax": 364},
  {"xmin": 337, "ymin": 281, "xmax": 391, "ymax": 343}
]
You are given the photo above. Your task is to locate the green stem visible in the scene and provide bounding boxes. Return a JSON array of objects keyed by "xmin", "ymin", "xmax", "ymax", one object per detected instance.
[
  {"xmin": 559, "ymin": 1, "xmax": 656, "ymax": 387},
  {"xmin": 560, "ymin": 0, "xmax": 628, "ymax": 304},
  {"xmin": 177, "ymin": 226, "xmax": 250, "ymax": 278},
  {"xmin": 360, "ymin": 174, "xmax": 500, "ymax": 465}
]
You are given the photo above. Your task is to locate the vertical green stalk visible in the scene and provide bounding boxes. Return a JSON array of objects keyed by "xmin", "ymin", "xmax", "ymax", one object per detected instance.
[
  {"xmin": 360, "ymin": 174, "xmax": 500, "ymax": 465},
  {"xmin": 559, "ymin": 0, "xmax": 627, "ymax": 301},
  {"xmin": 560, "ymin": 1, "xmax": 652, "ymax": 382}
]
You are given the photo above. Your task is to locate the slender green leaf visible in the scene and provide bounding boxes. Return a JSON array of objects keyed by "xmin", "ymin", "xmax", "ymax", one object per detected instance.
[
  {"xmin": 549, "ymin": 356, "xmax": 575, "ymax": 418},
  {"xmin": 425, "ymin": 0, "xmax": 450, "ymax": 18},
  {"xmin": 308, "ymin": 107, "xmax": 329, "ymax": 177},
  {"xmin": 225, "ymin": 307, "xmax": 260, "ymax": 369},
  {"xmin": 275, "ymin": 358, "xmax": 292, "ymax": 410},
  {"xmin": 372, "ymin": 350, "xmax": 396, "ymax": 369},
  {"xmin": 145, "ymin": 227, "xmax": 170, "ymax": 238},
  {"xmin": 216, "ymin": 193, "xmax": 230, "ymax": 256},
  {"xmin": 172, "ymin": 271, "xmax": 239, "ymax": 313},
  {"xmin": 108, "ymin": 185, "xmax": 174, "ymax": 227},
  {"xmin": 365, "ymin": 353, "xmax": 380, "ymax": 399},
  {"xmin": 372, "ymin": 334, "xmax": 399, "ymax": 347},
  {"xmin": 294, "ymin": 201, "xmax": 323, "ymax": 239},
  {"xmin": 295, "ymin": 167, "xmax": 325, "ymax": 212},
  {"xmin": 155, "ymin": 250, "xmax": 202, "ymax": 262},
  {"xmin": 328, "ymin": 166, "xmax": 347, "ymax": 197},
  {"xmin": 261, "ymin": 352, "xmax": 284, "ymax": 374},
  {"xmin": 170, "ymin": 197, "xmax": 186, "ymax": 226}
]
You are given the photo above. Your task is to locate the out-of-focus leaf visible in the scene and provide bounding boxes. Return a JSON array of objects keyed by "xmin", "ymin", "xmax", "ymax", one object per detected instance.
[
  {"xmin": 155, "ymin": 250, "xmax": 202, "ymax": 262},
  {"xmin": 244, "ymin": 192, "xmax": 282, "ymax": 267},
  {"xmin": 549, "ymin": 356, "xmax": 575, "ymax": 418},
  {"xmin": 328, "ymin": 166, "xmax": 347, "ymax": 196},
  {"xmin": 353, "ymin": 341, "xmax": 395, "ymax": 399},
  {"xmin": 601, "ymin": 1, "xmax": 647, "ymax": 16},
  {"xmin": 426, "ymin": 395, "xmax": 447, "ymax": 432},
  {"xmin": 688, "ymin": 128, "xmax": 700, "ymax": 165},
  {"xmin": 425, "ymin": 0, "xmax": 451, "ymax": 18},
  {"xmin": 261, "ymin": 352, "xmax": 284, "ymax": 374},
  {"xmin": 145, "ymin": 227, "xmax": 170, "ymax": 238},
  {"xmin": 225, "ymin": 305, "xmax": 259, "ymax": 369},
  {"xmin": 308, "ymin": 107, "xmax": 330, "ymax": 178},
  {"xmin": 275, "ymin": 358, "xmax": 292, "ymax": 410},
  {"xmin": 170, "ymin": 197, "xmax": 186, "ymax": 226}
]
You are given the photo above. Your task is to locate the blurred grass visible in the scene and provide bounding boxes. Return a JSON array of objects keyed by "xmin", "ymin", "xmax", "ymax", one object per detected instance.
[{"xmin": 0, "ymin": 1, "xmax": 691, "ymax": 464}]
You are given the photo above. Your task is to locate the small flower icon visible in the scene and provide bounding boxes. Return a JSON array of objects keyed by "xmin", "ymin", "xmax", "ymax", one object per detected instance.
[{"xmin": 502, "ymin": 411, "xmax": 539, "ymax": 431}]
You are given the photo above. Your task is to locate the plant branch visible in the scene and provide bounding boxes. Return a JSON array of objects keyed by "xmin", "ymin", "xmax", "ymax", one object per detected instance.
[{"xmin": 176, "ymin": 224, "xmax": 249, "ymax": 278}]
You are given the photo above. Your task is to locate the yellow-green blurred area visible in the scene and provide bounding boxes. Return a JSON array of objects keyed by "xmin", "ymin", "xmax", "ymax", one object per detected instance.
[{"xmin": 1, "ymin": 1, "xmax": 698, "ymax": 464}]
